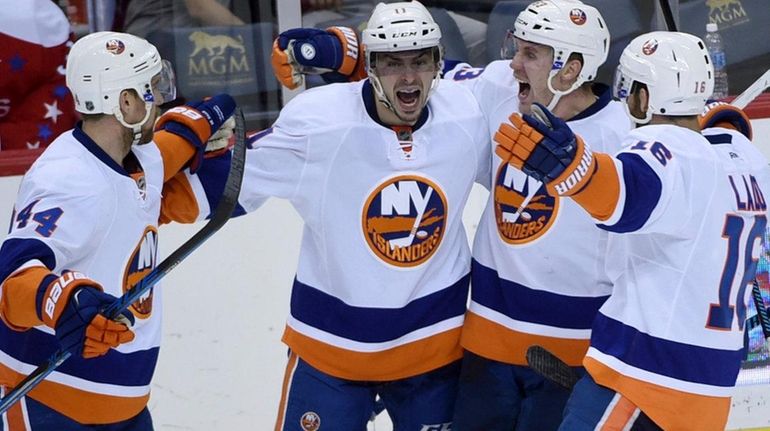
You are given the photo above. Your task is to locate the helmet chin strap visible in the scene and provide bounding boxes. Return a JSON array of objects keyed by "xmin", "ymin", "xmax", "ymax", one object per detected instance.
[
  {"xmin": 545, "ymin": 69, "xmax": 585, "ymax": 111},
  {"xmin": 113, "ymin": 101, "xmax": 155, "ymax": 146}
]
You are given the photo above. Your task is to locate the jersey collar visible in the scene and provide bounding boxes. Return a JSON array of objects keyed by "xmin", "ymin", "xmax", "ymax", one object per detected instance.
[
  {"xmin": 73, "ymin": 122, "xmax": 130, "ymax": 176},
  {"xmin": 568, "ymin": 83, "xmax": 613, "ymax": 122}
]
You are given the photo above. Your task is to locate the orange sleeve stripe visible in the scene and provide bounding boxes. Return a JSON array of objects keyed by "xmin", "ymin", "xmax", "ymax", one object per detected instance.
[
  {"xmin": 273, "ymin": 351, "xmax": 299, "ymax": 431},
  {"xmin": 461, "ymin": 311, "xmax": 590, "ymax": 366},
  {"xmin": 159, "ymin": 172, "xmax": 200, "ymax": 225},
  {"xmin": 0, "ymin": 266, "xmax": 51, "ymax": 331},
  {"xmin": 0, "ymin": 363, "xmax": 149, "ymax": 424},
  {"xmin": 599, "ymin": 395, "xmax": 639, "ymax": 431},
  {"xmin": 585, "ymin": 357, "xmax": 731, "ymax": 431},
  {"xmin": 3, "ymin": 387, "xmax": 28, "ymax": 431},
  {"xmin": 571, "ymin": 152, "xmax": 621, "ymax": 222},
  {"xmin": 282, "ymin": 325, "xmax": 463, "ymax": 381},
  {"xmin": 154, "ymin": 130, "xmax": 197, "ymax": 182}
]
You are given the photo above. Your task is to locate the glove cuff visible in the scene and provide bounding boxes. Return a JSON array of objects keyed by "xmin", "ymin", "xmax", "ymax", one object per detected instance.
[
  {"xmin": 327, "ymin": 26, "xmax": 365, "ymax": 79},
  {"xmin": 546, "ymin": 136, "xmax": 596, "ymax": 197},
  {"xmin": 38, "ymin": 272, "xmax": 103, "ymax": 329},
  {"xmin": 155, "ymin": 106, "xmax": 213, "ymax": 145},
  {"xmin": 699, "ymin": 101, "xmax": 753, "ymax": 140}
]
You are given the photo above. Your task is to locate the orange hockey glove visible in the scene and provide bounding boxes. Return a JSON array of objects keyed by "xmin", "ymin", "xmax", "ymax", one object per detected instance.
[
  {"xmin": 40, "ymin": 271, "xmax": 135, "ymax": 359},
  {"xmin": 495, "ymin": 103, "xmax": 595, "ymax": 196},
  {"xmin": 699, "ymin": 101, "xmax": 753, "ymax": 140}
]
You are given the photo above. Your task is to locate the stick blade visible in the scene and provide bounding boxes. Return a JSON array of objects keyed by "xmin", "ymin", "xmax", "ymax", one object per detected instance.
[{"xmin": 526, "ymin": 345, "xmax": 580, "ymax": 391}]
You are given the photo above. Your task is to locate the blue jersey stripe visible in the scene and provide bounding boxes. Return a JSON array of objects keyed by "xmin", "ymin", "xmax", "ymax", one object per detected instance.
[
  {"xmin": 0, "ymin": 323, "xmax": 158, "ymax": 387},
  {"xmin": 290, "ymin": 274, "xmax": 469, "ymax": 343},
  {"xmin": 599, "ymin": 152, "xmax": 662, "ymax": 233},
  {"xmin": 470, "ymin": 259, "xmax": 608, "ymax": 330},
  {"xmin": 0, "ymin": 238, "xmax": 56, "ymax": 282},
  {"xmin": 591, "ymin": 313, "xmax": 742, "ymax": 387}
]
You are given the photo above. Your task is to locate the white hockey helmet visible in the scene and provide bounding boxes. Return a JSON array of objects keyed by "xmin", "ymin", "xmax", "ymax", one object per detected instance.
[
  {"xmin": 614, "ymin": 31, "xmax": 714, "ymax": 124},
  {"xmin": 66, "ymin": 31, "xmax": 176, "ymax": 132},
  {"xmin": 361, "ymin": 1, "xmax": 444, "ymax": 110},
  {"xmin": 510, "ymin": 0, "xmax": 609, "ymax": 105}
]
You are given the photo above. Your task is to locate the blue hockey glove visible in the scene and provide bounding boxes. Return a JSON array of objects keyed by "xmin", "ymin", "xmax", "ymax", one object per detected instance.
[
  {"xmin": 495, "ymin": 103, "xmax": 595, "ymax": 196},
  {"xmin": 155, "ymin": 94, "xmax": 236, "ymax": 173},
  {"xmin": 271, "ymin": 26, "xmax": 365, "ymax": 89},
  {"xmin": 39, "ymin": 272, "xmax": 135, "ymax": 359}
]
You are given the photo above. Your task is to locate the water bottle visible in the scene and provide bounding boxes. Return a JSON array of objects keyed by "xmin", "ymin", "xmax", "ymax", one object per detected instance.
[{"xmin": 704, "ymin": 22, "xmax": 729, "ymax": 99}]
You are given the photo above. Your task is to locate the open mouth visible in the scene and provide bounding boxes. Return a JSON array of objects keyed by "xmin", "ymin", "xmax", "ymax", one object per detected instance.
[
  {"xmin": 518, "ymin": 81, "xmax": 532, "ymax": 104},
  {"xmin": 396, "ymin": 88, "xmax": 421, "ymax": 113}
]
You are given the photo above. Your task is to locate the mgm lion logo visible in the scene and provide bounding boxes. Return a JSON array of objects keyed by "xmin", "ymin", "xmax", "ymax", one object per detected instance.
[
  {"xmin": 706, "ymin": 0, "xmax": 749, "ymax": 28},
  {"xmin": 189, "ymin": 31, "xmax": 246, "ymax": 57}
]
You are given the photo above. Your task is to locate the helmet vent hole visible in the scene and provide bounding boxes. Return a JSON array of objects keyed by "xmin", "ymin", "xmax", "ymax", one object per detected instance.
[
  {"xmin": 661, "ymin": 108, "xmax": 666, "ymax": 113},
  {"xmin": 83, "ymin": 75, "xmax": 92, "ymax": 82},
  {"xmin": 533, "ymin": 24, "xmax": 542, "ymax": 30},
  {"xmin": 704, "ymin": 55, "xmax": 710, "ymax": 64}
]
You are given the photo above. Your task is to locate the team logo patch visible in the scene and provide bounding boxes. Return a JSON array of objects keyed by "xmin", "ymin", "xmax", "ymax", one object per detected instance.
[
  {"xmin": 300, "ymin": 43, "xmax": 317, "ymax": 60},
  {"xmin": 494, "ymin": 163, "xmax": 558, "ymax": 244},
  {"xmin": 122, "ymin": 226, "xmax": 158, "ymax": 318},
  {"xmin": 362, "ymin": 175, "xmax": 447, "ymax": 267},
  {"xmin": 105, "ymin": 39, "xmax": 125, "ymax": 55},
  {"xmin": 569, "ymin": 8, "xmax": 587, "ymax": 25},
  {"xmin": 642, "ymin": 39, "xmax": 659, "ymax": 55},
  {"xmin": 300, "ymin": 412, "xmax": 320, "ymax": 431}
]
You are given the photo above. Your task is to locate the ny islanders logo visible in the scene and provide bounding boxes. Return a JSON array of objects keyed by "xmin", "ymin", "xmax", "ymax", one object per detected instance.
[
  {"xmin": 122, "ymin": 226, "xmax": 158, "ymax": 318},
  {"xmin": 362, "ymin": 175, "xmax": 447, "ymax": 267},
  {"xmin": 495, "ymin": 163, "xmax": 558, "ymax": 244}
]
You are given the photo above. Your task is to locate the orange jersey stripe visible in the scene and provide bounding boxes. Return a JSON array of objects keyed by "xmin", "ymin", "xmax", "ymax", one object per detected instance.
[
  {"xmin": 0, "ymin": 364, "xmax": 148, "ymax": 425},
  {"xmin": 572, "ymin": 152, "xmax": 621, "ymax": 222},
  {"xmin": 585, "ymin": 357, "xmax": 731, "ymax": 431},
  {"xmin": 598, "ymin": 394, "xmax": 639, "ymax": 431},
  {"xmin": 159, "ymin": 172, "xmax": 199, "ymax": 225},
  {"xmin": 0, "ymin": 266, "xmax": 50, "ymax": 330},
  {"xmin": 153, "ymin": 131, "xmax": 196, "ymax": 182},
  {"xmin": 274, "ymin": 352, "xmax": 299, "ymax": 431},
  {"xmin": 461, "ymin": 311, "xmax": 589, "ymax": 366},
  {"xmin": 2, "ymin": 388, "xmax": 29, "ymax": 431},
  {"xmin": 282, "ymin": 325, "xmax": 463, "ymax": 381}
]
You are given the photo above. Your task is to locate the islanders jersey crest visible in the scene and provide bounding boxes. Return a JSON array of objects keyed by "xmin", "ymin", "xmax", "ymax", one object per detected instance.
[
  {"xmin": 362, "ymin": 175, "xmax": 447, "ymax": 267},
  {"xmin": 122, "ymin": 226, "xmax": 158, "ymax": 318},
  {"xmin": 494, "ymin": 163, "xmax": 559, "ymax": 244}
]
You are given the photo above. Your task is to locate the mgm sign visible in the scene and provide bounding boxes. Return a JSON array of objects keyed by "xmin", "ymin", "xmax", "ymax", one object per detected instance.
[
  {"xmin": 183, "ymin": 30, "xmax": 254, "ymax": 97},
  {"xmin": 706, "ymin": 0, "xmax": 750, "ymax": 28}
]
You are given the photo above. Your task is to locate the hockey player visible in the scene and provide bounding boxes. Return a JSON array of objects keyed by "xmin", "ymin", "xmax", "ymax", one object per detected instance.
[
  {"xmin": 250, "ymin": 2, "xmax": 491, "ymax": 429},
  {"xmin": 0, "ymin": 32, "xmax": 235, "ymax": 429},
  {"xmin": 494, "ymin": 31, "xmax": 770, "ymax": 431},
  {"xmin": 269, "ymin": 1, "xmax": 630, "ymax": 429}
]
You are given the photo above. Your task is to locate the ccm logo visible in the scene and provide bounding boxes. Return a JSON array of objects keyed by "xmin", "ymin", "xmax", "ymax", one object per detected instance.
[
  {"xmin": 44, "ymin": 271, "xmax": 86, "ymax": 319},
  {"xmin": 392, "ymin": 31, "xmax": 418, "ymax": 38},
  {"xmin": 554, "ymin": 150, "xmax": 593, "ymax": 195}
]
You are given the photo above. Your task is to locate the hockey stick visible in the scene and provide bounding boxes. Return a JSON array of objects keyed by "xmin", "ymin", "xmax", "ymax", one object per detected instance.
[
  {"xmin": 525, "ymin": 345, "xmax": 580, "ymax": 391},
  {"xmin": 751, "ymin": 279, "xmax": 770, "ymax": 341},
  {"xmin": 0, "ymin": 108, "xmax": 247, "ymax": 416},
  {"xmin": 658, "ymin": 0, "xmax": 677, "ymax": 32},
  {"xmin": 732, "ymin": 69, "xmax": 770, "ymax": 109}
]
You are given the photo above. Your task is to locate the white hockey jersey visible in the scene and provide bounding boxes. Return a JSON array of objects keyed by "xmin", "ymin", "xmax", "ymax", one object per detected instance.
[
  {"xmin": 0, "ymin": 126, "xmax": 208, "ymax": 423},
  {"xmin": 584, "ymin": 126, "xmax": 770, "ymax": 430},
  {"xmin": 233, "ymin": 79, "xmax": 490, "ymax": 381},
  {"xmin": 447, "ymin": 60, "xmax": 632, "ymax": 366}
]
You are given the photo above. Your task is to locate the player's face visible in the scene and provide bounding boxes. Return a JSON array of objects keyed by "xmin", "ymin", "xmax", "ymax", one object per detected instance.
[
  {"xmin": 509, "ymin": 38, "xmax": 556, "ymax": 114},
  {"xmin": 373, "ymin": 49, "xmax": 438, "ymax": 125},
  {"xmin": 122, "ymin": 76, "xmax": 163, "ymax": 145}
]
